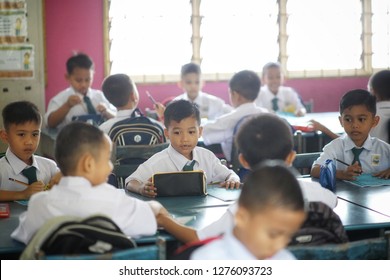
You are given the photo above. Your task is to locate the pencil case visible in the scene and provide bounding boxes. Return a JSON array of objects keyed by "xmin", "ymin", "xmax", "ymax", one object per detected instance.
[
  {"xmin": 152, "ymin": 171, "xmax": 207, "ymax": 197},
  {"xmin": 319, "ymin": 159, "xmax": 336, "ymax": 193}
]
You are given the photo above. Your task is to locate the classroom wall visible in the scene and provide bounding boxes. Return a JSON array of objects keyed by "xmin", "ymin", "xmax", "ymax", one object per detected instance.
[{"xmin": 44, "ymin": 0, "xmax": 370, "ymax": 113}]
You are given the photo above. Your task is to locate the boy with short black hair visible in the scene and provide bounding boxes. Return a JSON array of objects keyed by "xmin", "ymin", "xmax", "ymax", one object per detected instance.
[
  {"xmin": 11, "ymin": 122, "xmax": 166, "ymax": 244},
  {"xmin": 45, "ymin": 53, "xmax": 116, "ymax": 130},
  {"xmin": 191, "ymin": 162, "xmax": 306, "ymax": 260},
  {"xmin": 311, "ymin": 89, "xmax": 390, "ymax": 180},
  {"xmin": 126, "ymin": 99, "xmax": 240, "ymax": 197},
  {"xmin": 202, "ymin": 70, "xmax": 268, "ymax": 161},
  {"xmin": 0, "ymin": 101, "xmax": 59, "ymax": 201}
]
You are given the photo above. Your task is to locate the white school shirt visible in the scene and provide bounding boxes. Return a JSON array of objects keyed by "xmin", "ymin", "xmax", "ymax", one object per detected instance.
[
  {"xmin": 0, "ymin": 148, "xmax": 59, "ymax": 191},
  {"xmin": 370, "ymin": 101, "xmax": 390, "ymax": 142},
  {"xmin": 196, "ymin": 178, "xmax": 337, "ymax": 240},
  {"xmin": 44, "ymin": 87, "xmax": 116, "ymax": 130},
  {"xmin": 99, "ymin": 108, "xmax": 135, "ymax": 134},
  {"xmin": 313, "ymin": 134, "xmax": 390, "ymax": 174},
  {"xmin": 191, "ymin": 229, "xmax": 296, "ymax": 260},
  {"xmin": 202, "ymin": 103, "xmax": 268, "ymax": 161},
  {"xmin": 173, "ymin": 91, "xmax": 233, "ymax": 120},
  {"xmin": 11, "ymin": 176, "xmax": 157, "ymax": 244},
  {"xmin": 125, "ymin": 145, "xmax": 239, "ymax": 187},
  {"xmin": 255, "ymin": 85, "xmax": 305, "ymax": 114}
]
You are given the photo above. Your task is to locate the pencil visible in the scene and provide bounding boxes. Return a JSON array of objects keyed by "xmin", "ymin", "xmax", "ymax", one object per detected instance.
[
  {"xmin": 8, "ymin": 178, "xmax": 29, "ymax": 187},
  {"xmin": 334, "ymin": 158, "xmax": 350, "ymax": 167}
]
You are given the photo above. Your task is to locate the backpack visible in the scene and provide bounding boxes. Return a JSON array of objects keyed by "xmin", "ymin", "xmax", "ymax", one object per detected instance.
[
  {"xmin": 108, "ymin": 108, "xmax": 166, "ymax": 146},
  {"xmin": 20, "ymin": 215, "xmax": 136, "ymax": 260},
  {"xmin": 289, "ymin": 201, "xmax": 349, "ymax": 246}
]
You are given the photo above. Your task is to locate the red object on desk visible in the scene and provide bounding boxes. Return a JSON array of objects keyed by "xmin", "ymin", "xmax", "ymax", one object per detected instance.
[
  {"xmin": 292, "ymin": 125, "xmax": 315, "ymax": 132},
  {"xmin": 0, "ymin": 203, "xmax": 10, "ymax": 218}
]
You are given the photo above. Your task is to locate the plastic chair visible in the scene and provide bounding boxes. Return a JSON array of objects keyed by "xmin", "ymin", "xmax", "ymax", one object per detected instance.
[{"xmin": 292, "ymin": 152, "xmax": 321, "ymax": 176}]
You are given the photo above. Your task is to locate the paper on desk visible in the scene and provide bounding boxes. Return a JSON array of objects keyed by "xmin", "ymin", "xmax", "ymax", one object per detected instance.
[
  {"xmin": 14, "ymin": 200, "xmax": 29, "ymax": 206},
  {"xmin": 172, "ymin": 215, "xmax": 196, "ymax": 225},
  {"xmin": 344, "ymin": 173, "xmax": 390, "ymax": 188}
]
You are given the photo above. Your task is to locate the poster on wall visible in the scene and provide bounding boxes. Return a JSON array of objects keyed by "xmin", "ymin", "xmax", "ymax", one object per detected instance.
[
  {"xmin": 0, "ymin": 44, "xmax": 34, "ymax": 78},
  {"xmin": 0, "ymin": 0, "xmax": 27, "ymax": 43}
]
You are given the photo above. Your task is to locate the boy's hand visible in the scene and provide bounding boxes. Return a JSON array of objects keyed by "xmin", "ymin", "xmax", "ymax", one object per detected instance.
[
  {"xmin": 67, "ymin": 95, "xmax": 82, "ymax": 107},
  {"xmin": 96, "ymin": 103, "xmax": 108, "ymax": 114},
  {"xmin": 340, "ymin": 162, "xmax": 362, "ymax": 180},
  {"xmin": 220, "ymin": 180, "xmax": 241, "ymax": 189},
  {"xmin": 23, "ymin": 181, "xmax": 45, "ymax": 198},
  {"xmin": 372, "ymin": 168, "xmax": 390, "ymax": 179},
  {"xmin": 141, "ymin": 178, "xmax": 157, "ymax": 198},
  {"xmin": 47, "ymin": 172, "xmax": 62, "ymax": 190},
  {"xmin": 154, "ymin": 102, "xmax": 166, "ymax": 120}
]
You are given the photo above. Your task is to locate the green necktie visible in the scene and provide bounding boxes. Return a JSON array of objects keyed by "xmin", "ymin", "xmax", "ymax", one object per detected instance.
[
  {"xmin": 22, "ymin": 166, "xmax": 37, "ymax": 184},
  {"xmin": 83, "ymin": 96, "xmax": 97, "ymax": 114},
  {"xmin": 351, "ymin": 147, "xmax": 364, "ymax": 166},
  {"xmin": 182, "ymin": 160, "xmax": 196, "ymax": 171},
  {"xmin": 271, "ymin": 97, "xmax": 279, "ymax": 112}
]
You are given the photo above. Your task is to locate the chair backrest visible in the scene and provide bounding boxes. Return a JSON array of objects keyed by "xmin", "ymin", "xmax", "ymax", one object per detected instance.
[
  {"xmin": 288, "ymin": 231, "xmax": 390, "ymax": 260},
  {"xmin": 292, "ymin": 152, "xmax": 321, "ymax": 175},
  {"xmin": 387, "ymin": 119, "xmax": 390, "ymax": 144},
  {"xmin": 72, "ymin": 114, "xmax": 104, "ymax": 126},
  {"xmin": 113, "ymin": 143, "xmax": 169, "ymax": 188}
]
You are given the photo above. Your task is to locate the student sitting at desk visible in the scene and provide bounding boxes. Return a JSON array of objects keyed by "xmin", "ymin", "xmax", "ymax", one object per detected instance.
[
  {"xmin": 191, "ymin": 162, "xmax": 307, "ymax": 260},
  {"xmin": 126, "ymin": 99, "xmax": 240, "ymax": 197},
  {"xmin": 99, "ymin": 73, "xmax": 164, "ymax": 134},
  {"xmin": 11, "ymin": 122, "xmax": 169, "ymax": 244},
  {"xmin": 202, "ymin": 70, "xmax": 268, "ymax": 162},
  {"xmin": 0, "ymin": 101, "xmax": 60, "ymax": 202},
  {"xmin": 255, "ymin": 62, "xmax": 306, "ymax": 116},
  {"xmin": 44, "ymin": 53, "xmax": 116, "ymax": 130},
  {"xmin": 311, "ymin": 89, "xmax": 390, "ymax": 180}
]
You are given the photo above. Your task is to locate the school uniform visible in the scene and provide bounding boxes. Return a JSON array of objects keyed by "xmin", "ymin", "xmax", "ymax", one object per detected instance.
[
  {"xmin": 196, "ymin": 178, "xmax": 337, "ymax": 240},
  {"xmin": 44, "ymin": 87, "xmax": 116, "ymax": 130},
  {"xmin": 191, "ymin": 229, "xmax": 296, "ymax": 260},
  {"xmin": 370, "ymin": 101, "xmax": 390, "ymax": 142},
  {"xmin": 11, "ymin": 176, "xmax": 157, "ymax": 244},
  {"xmin": 0, "ymin": 148, "xmax": 58, "ymax": 191},
  {"xmin": 313, "ymin": 134, "xmax": 390, "ymax": 174},
  {"xmin": 99, "ymin": 108, "xmax": 135, "ymax": 134},
  {"xmin": 255, "ymin": 85, "xmax": 305, "ymax": 114},
  {"xmin": 202, "ymin": 103, "xmax": 268, "ymax": 161},
  {"xmin": 173, "ymin": 91, "xmax": 233, "ymax": 120},
  {"xmin": 125, "ymin": 144, "xmax": 239, "ymax": 187}
]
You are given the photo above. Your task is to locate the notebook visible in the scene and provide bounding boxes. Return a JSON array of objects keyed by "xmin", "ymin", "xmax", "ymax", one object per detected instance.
[
  {"xmin": 207, "ymin": 186, "xmax": 241, "ymax": 202},
  {"xmin": 344, "ymin": 173, "xmax": 390, "ymax": 188}
]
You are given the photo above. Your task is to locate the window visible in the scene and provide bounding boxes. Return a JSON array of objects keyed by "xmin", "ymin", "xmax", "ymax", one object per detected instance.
[{"xmin": 105, "ymin": 0, "xmax": 390, "ymax": 82}]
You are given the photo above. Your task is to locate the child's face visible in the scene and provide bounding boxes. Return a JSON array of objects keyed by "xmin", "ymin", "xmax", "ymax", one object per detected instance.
[
  {"xmin": 0, "ymin": 121, "xmax": 41, "ymax": 165},
  {"xmin": 89, "ymin": 135, "xmax": 113, "ymax": 186},
  {"xmin": 263, "ymin": 67, "xmax": 283, "ymax": 94},
  {"xmin": 180, "ymin": 73, "xmax": 202, "ymax": 100},
  {"xmin": 235, "ymin": 206, "xmax": 306, "ymax": 260},
  {"xmin": 164, "ymin": 116, "xmax": 202, "ymax": 160},
  {"xmin": 66, "ymin": 67, "xmax": 94, "ymax": 95},
  {"xmin": 339, "ymin": 105, "xmax": 379, "ymax": 147}
]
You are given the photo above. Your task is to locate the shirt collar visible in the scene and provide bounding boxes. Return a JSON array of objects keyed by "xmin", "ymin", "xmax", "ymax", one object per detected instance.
[
  {"xmin": 58, "ymin": 176, "xmax": 93, "ymax": 188},
  {"xmin": 235, "ymin": 102, "xmax": 258, "ymax": 111},
  {"xmin": 166, "ymin": 144, "xmax": 199, "ymax": 171},
  {"xmin": 5, "ymin": 148, "xmax": 39, "ymax": 175},
  {"xmin": 343, "ymin": 134, "xmax": 373, "ymax": 151},
  {"xmin": 70, "ymin": 87, "xmax": 91, "ymax": 98},
  {"xmin": 116, "ymin": 109, "xmax": 135, "ymax": 118},
  {"xmin": 184, "ymin": 91, "xmax": 204, "ymax": 105},
  {"xmin": 223, "ymin": 229, "xmax": 257, "ymax": 260}
]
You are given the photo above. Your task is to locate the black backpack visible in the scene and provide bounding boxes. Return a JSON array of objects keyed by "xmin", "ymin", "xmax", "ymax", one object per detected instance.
[
  {"xmin": 289, "ymin": 201, "xmax": 349, "ymax": 246},
  {"xmin": 20, "ymin": 215, "xmax": 136, "ymax": 259},
  {"xmin": 108, "ymin": 108, "xmax": 166, "ymax": 146}
]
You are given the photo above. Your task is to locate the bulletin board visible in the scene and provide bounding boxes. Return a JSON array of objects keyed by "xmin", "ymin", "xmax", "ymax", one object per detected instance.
[{"xmin": 0, "ymin": 0, "xmax": 34, "ymax": 78}]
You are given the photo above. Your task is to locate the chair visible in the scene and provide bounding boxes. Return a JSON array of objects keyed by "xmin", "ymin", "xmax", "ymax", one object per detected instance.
[
  {"xmin": 288, "ymin": 231, "xmax": 390, "ymax": 260},
  {"xmin": 292, "ymin": 152, "xmax": 321, "ymax": 176},
  {"xmin": 304, "ymin": 99, "xmax": 314, "ymax": 113},
  {"xmin": 113, "ymin": 143, "xmax": 169, "ymax": 188}
]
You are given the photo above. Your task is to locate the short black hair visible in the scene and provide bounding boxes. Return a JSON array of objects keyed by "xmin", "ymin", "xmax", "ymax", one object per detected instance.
[
  {"xmin": 239, "ymin": 160, "xmax": 304, "ymax": 213},
  {"xmin": 2, "ymin": 101, "xmax": 42, "ymax": 130},
  {"xmin": 163, "ymin": 99, "xmax": 200, "ymax": 128},
  {"xmin": 102, "ymin": 74, "xmax": 134, "ymax": 107},
  {"xmin": 235, "ymin": 114, "xmax": 293, "ymax": 168},
  {"xmin": 55, "ymin": 122, "xmax": 105, "ymax": 175},
  {"xmin": 181, "ymin": 62, "xmax": 201, "ymax": 77},
  {"xmin": 262, "ymin": 62, "xmax": 281, "ymax": 78},
  {"xmin": 229, "ymin": 70, "xmax": 261, "ymax": 101},
  {"xmin": 66, "ymin": 53, "xmax": 94, "ymax": 75},
  {"xmin": 339, "ymin": 89, "xmax": 376, "ymax": 115},
  {"xmin": 369, "ymin": 70, "xmax": 390, "ymax": 101}
]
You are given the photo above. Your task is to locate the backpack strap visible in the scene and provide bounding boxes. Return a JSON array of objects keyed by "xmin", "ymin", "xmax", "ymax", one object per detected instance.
[{"xmin": 173, "ymin": 235, "xmax": 222, "ymax": 259}]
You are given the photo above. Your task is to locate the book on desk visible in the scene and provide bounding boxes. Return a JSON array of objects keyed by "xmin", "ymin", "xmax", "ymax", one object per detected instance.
[{"xmin": 344, "ymin": 173, "xmax": 390, "ymax": 188}]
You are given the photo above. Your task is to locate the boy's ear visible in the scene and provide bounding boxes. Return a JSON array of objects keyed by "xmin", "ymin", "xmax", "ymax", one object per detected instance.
[
  {"xmin": 177, "ymin": 80, "xmax": 184, "ymax": 90},
  {"xmin": 285, "ymin": 150, "xmax": 296, "ymax": 166},
  {"xmin": 198, "ymin": 126, "xmax": 203, "ymax": 138},
  {"xmin": 0, "ymin": 129, "xmax": 8, "ymax": 144},
  {"xmin": 163, "ymin": 128, "xmax": 170, "ymax": 139},
  {"xmin": 338, "ymin": 116, "xmax": 344, "ymax": 127},
  {"xmin": 65, "ymin": 73, "xmax": 70, "ymax": 82},
  {"xmin": 372, "ymin": 115, "xmax": 380, "ymax": 128},
  {"xmin": 238, "ymin": 153, "xmax": 251, "ymax": 169},
  {"xmin": 79, "ymin": 153, "xmax": 94, "ymax": 174},
  {"xmin": 235, "ymin": 206, "xmax": 250, "ymax": 229}
]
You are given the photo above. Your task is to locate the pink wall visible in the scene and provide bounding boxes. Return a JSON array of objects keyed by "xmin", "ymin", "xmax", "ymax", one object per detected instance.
[{"xmin": 44, "ymin": 1, "xmax": 370, "ymax": 113}]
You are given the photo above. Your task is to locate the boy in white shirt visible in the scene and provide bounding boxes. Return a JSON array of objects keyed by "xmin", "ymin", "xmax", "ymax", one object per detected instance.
[
  {"xmin": 0, "ymin": 101, "xmax": 59, "ymax": 201},
  {"xmin": 126, "ymin": 99, "xmax": 240, "ymax": 197},
  {"xmin": 191, "ymin": 162, "xmax": 306, "ymax": 260},
  {"xmin": 202, "ymin": 70, "xmax": 268, "ymax": 162},
  {"xmin": 255, "ymin": 62, "xmax": 306, "ymax": 116},
  {"xmin": 45, "ymin": 53, "xmax": 116, "ymax": 130},
  {"xmin": 11, "ymin": 122, "xmax": 167, "ymax": 244},
  {"xmin": 311, "ymin": 89, "xmax": 390, "ymax": 180}
]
